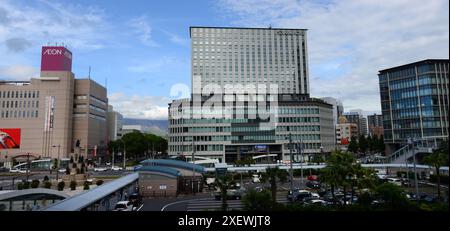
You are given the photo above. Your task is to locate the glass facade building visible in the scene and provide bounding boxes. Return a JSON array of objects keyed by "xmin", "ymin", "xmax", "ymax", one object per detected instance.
[{"xmin": 378, "ymin": 59, "xmax": 449, "ymax": 151}]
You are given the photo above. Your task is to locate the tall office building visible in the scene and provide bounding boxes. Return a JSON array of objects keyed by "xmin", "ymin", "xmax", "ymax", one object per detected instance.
[
  {"xmin": 168, "ymin": 27, "xmax": 334, "ymax": 163},
  {"xmin": 378, "ymin": 59, "xmax": 449, "ymax": 152},
  {"xmin": 367, "ymin": 113, "xmax": 384, "ymax": 138},
  {"xmin": 0, "ymin": 46, "xmax": 108, "ymax": 164},
  {"xmin": 321, "ymin": 97, "xmax": 344, "ymax": 146},
  {"xmin": 344, "ymin": 110, "xmax": 368, "ymax": 137},
  {"xmin": 107, "ymin": 105, "xmax": 123, "ymax": 141}
]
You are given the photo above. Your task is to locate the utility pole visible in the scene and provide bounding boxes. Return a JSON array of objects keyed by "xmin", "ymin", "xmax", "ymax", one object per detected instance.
[
  {"xmin": 288, "ymin": 133, "xmax": 293, "ymax": 193},
  {"xmin": 26, "ymin": 152, "xmax": 30, "ymax": 182},
  {"xmin": 52, "ymin": 145, "xmax": 61, "ymax": 181},
  {"xmin": 298, "ymin": 140, "xmax": 304, "ymax": 188},
  {"xmin": 408, "ymin": 138, "xmax": 419, "ymax": 198},
  {"xmin": 121, "ymin": 140, "xmax": 126, "ymax": 170},
  {"xmin": 192, "ymin": 139, "xmax": 196, "ymax": 195},
  {"xmin": 112, "ymin": 146, "xmax": 115, "ymax": 169}
]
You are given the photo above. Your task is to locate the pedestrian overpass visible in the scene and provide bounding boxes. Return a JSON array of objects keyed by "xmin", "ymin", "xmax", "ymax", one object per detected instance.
[
  {"xmin": 42, "ymin": 173, "xmax": 139, "ymax": 211},
  {"xmin": 0, "ymin": 188, "xmax": 69, "ymax": 211}
]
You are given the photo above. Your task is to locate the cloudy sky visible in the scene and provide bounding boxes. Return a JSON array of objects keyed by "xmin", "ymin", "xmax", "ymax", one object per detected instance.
[{"xmin": 0, "ymin": 0, "xmax": 448, "ymax": 119}]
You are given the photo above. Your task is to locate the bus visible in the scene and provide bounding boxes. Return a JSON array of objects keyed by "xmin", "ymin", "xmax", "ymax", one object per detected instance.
[{"xmin": 13, "ymin": 158, "xmax": 70, "ymax": 171}]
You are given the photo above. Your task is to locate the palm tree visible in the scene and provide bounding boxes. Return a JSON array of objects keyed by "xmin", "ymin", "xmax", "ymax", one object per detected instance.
[
  {"xmin": 424, "ymin": 142, "xmax": 449, "ymax": 201},
  {"xmin": 261, "ymin": 167, "xmax": 288, "ymax": 209},
  {"xmin": 216, "ymin": 174, "xmax": 234, "ymax": 211}
]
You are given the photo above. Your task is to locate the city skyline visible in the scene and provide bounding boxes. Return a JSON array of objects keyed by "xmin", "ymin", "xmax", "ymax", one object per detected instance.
[{"xmin": 0, "ymin": 0, "xmax": 448, "ymax": 120}]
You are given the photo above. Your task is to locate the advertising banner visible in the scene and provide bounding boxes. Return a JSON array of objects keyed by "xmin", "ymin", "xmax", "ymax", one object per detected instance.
[
  {"xmin": 40, "ymin": 46, "xmax": 72, "ymax": 71},
  {"xmin": 44, "ymin": 96, "xmax": 55, "ymax": 131},
  {"xmin": 0, "ymin": 128, "xmax": 21, "ymax": 149}
]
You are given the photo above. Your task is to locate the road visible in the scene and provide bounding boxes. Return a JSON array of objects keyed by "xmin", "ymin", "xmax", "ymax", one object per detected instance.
[{"xmin": 140, "ymin": 179, "xmax": 292, "ymax": 211}]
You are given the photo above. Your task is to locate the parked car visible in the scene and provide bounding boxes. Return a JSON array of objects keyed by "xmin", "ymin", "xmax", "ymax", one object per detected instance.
[
  {"xmin": 387, "ymin": 178, "xmax": 402, "ymax": 186},
  {"xmin": 304, "ymin": 199, "xmax": 327, "ymax": 206},
  {"xmin": 58, "ymin": 169, "xmax": 66, "ymax": 173},
  {"xmin": 106, "ymin": 162, "xmax": 111, "ymax": 166},
  {"xmin": 113, "ymin": 201, "xmax": 133, "ymax": 211},
  {"xmin": 214, "ymin": 185, "xmax": 246, "ymax": 200},
  {"xmin": 128, "ymin": 193, "xmax": 143, "ymax": 210},
  {"xmin": 251, "ymin": 174, "xmax": 261, "ymax": 183},
  {"xmin": 94, "ymin": 167, "xmax": 108, "ymax": 172},
  {"xmin": 306, "ymin": 181, "xmax": 321, "ymax": 189},
  {"xmin": 111, "ymin": 166, "xmax": 123, "ymax": 171},
  {"xmin": 9, "ymin": 168, "xmax": 20, "ymax": 173},
  {"xmin": 0, "ymin": 167, "xmax": 9, "ymax": 172},
  {"xmin": 287, "ymin": 189, "xmax": 313, "ymax": 202}
]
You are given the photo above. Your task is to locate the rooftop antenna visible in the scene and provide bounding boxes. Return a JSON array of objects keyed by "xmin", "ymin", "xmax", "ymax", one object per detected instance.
[
  {"xmin": 269, "ymin": 24, "xmax": 272, "ymax": 29},
  {"xmin": 88, "ymin": 66, "xmax": 91, "ymax": 79}
]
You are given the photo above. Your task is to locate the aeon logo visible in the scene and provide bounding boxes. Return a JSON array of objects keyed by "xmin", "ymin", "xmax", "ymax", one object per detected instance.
[
  {"xmin": 43, "ymin": 49, "xmax": 72, "ymax": 59},
  {"xmin": 43, "ymin": 49, "xmax": 63, "ymax": 55}
]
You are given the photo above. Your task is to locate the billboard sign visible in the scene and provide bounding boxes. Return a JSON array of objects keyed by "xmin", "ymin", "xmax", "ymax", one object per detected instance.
[
  {"xmin": 254, "ymin": 145, "xmax": 268, "ymax": 152},
  {"xmin": 44, "ymin": 96, "xmax": 55, "ymax": 131},
  {"xmin": 0, "ymin": 128, "xmax": 21, "ymax": 149},
  {"xmin": 40, "ymin": 46, "xmax": 72, "ymax": 71}
]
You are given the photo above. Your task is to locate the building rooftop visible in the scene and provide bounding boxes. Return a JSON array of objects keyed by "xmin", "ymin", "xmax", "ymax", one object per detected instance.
[{"xmin": 378, "ymin": 59, "xmax": 449, "ymax": 73}]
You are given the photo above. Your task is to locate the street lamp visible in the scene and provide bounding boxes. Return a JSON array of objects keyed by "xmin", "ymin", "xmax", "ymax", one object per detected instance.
[
  {"xmin": 286, "ymin": 133, "xmax": 294, "ymax": 194},
  {"xmin": 192, "ymin": 139, "xmax": 196, "ymax": 195},
  {"xmin": 52, "ymin": 145, "xmax": 61, "ymax": 181},
  {"xmin": 320, "ymin": 146, "xmax": 324, "ymax": 164},
  {"xmin": 296, "ymin": 141, "xmax": 304, "ymax": 188},
  {"xmin": 118, "ymin": 139, "xmax": 126, "ymax": 169},
  {"xmin": 408, "ymin": 137, "xmax": 419, "ymax": 198}
]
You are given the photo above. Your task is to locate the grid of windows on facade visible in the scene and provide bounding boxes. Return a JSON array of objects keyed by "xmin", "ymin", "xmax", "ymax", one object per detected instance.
[
  {"xmin": 0, "ymin": 90, "xmax": 40, "ymax": 118},
  {"xmin": 379, "ymin": 61, "xmax": 449, "ymax": 141},
  {"xmin": 73, "ymin": 94, "xmax": 107, "ymax": 121},
  {"xmin": 169, "ymin": 134, "xmax": 321, "ymax": 143},
  {"xmin": 191, "ymin": 27, "xmax": 308, "ymax": 94}
]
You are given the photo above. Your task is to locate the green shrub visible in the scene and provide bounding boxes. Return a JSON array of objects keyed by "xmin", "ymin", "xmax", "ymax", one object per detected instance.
[
  {"xmin": 96, "ymin": 180, "xmax": 104, "ymax": 186},
  {"xmin": 57, "ymin": 181, "xmax": 65, "ymax": 191},
  {"xmin": 17, "ymin": 182, "xmax": 24, "ymax": 190},
  {"xmin": 83, "ymin": 181, "xmax": 90, "ymax": 190},
  {"xmin": 23, "ymin": 181, "xmax": 30, "ymax": 189},
  {"xmin": 242, "ymin": 189, "xmax": 272, "ymax": 211},
  {"xmin": 70, "ymin": 181, "xmax": 77, "ymax": 190},
  {"xmin": 429, "ymin": 174, "xmax": 449, "ymax": 185},
  {"xmin": 31, "ymin": 180, "xmax": 40, "ymax": 188},
  {"xmin": 43, "ymin": 181, "xmax": 52, "ymax": 189},
  {"xmin": 80, "ymin": 167, "xmax": 85, "ymax": 174}
]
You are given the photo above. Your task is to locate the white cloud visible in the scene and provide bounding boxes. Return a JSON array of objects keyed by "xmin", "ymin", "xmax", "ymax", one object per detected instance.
[
  {"xmin": 0, "ymin": 0, "xmax": 112, "ymax": 80},
  {"xmin": 108, "ymin": 92, "xmax": 170, "ymax": 120},
  {"xmin": 0, "ymin": 0, "xmax": 110, "ymax": 51},
  {"xmin": 129, "ymin": 16, "xmax": 159, "ymax": 47},
  {"xmin": 128, "ymin": 56, "xmax": 185, "ymax": 73},
  {"xmin": 0, "ymin": 65, "xmax": 39, "ymax": 80},
  {"xmin": 163, "ymin": 31, "xmax": 188, "ymax": 46},
  {"xmin": 218, "ymin": 0, "xmax": 450, "ymax": 112}
]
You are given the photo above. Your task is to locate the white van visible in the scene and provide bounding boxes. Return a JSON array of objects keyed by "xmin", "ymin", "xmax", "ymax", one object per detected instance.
[
  {"xmin": 387, "ymin": 178, "xmax": 402, "ymax": 186},
  {"xmin": 251, "ymin": 174, "xmax": 261, "ymax": 183}
]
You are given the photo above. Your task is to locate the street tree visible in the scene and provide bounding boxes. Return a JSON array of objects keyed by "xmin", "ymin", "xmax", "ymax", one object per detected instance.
[
  {"xmin": 216, "ymin": 174, "xmax": 234, "ymax": 211},
  {"xmin": 261, "ymin": 167, "xmax": 288, "ymax": 209},
  {"xmin": 424, "ymin": 141, "xmax": 449, "ymax": 201}
]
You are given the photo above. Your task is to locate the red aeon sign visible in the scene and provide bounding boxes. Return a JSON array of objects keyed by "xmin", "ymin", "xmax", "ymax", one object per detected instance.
[
  {"xmin": 0, "ymin": 128, "xmax": 21, "ymax": 149},
  {"xmin": 40, "ymin": 46, "xmax": 72, "ymax": 71}
]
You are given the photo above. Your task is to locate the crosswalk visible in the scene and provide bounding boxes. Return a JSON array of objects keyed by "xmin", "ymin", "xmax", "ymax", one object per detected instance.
[{"xmin": 186, "ymin": 193, "xmax": 289, "ymax": 211}]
